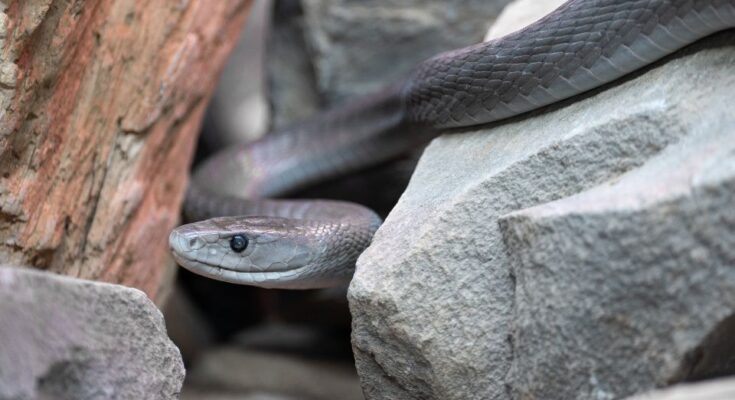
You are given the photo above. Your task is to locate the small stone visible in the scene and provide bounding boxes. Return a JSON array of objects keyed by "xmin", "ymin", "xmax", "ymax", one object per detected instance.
[
  {"xmin": 0, "ymin": 62, "xmax": 18, "ymax": 89},
  {"xmin": 0, "ymin": 12, "xmax": 9, "ymax": 38}
]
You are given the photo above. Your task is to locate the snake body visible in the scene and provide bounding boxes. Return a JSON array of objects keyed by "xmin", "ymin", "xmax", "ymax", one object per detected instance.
[{"xmin": 170, "ymin": 0, "xmax": 735, "ymax": 289}]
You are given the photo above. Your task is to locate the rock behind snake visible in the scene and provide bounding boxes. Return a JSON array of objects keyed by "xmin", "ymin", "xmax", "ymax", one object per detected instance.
[{"xmin": 170, "ymin": 0, "xmax": 735, "ymax": 289}]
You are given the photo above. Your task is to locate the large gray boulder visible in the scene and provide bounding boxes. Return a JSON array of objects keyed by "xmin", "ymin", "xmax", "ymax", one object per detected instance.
[
  {"xmin": 0, "ymin": 266, "xmax": 184, "ymax": 400},
  {"xmin": 301, "ymin": 0, "xmax": 513, "ymax": 103},
  {"xmin": 502, "ymin": 71, "xmax": 735, "ymax": 398},
  {"xmin": 349, "ymin": 24, "xmax": 735, "ymax": 400}
]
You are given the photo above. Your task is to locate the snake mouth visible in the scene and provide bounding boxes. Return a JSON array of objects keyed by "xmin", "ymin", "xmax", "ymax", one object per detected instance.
[
  {"xmin": 172, "ymin": 249, "xmax": 306, "ymax": 274},
  {"xmin": 170, "ymin": 252, "xmax": 328, "ymax": 289}
]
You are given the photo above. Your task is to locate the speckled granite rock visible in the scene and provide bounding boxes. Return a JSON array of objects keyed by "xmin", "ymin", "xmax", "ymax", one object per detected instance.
[
  {"xmin": 349, "ymin": 22, "xmax": 735, "ymax": 400},
  {"xmin": 0, "ymin": 265, "xmax": 184, "ymax": 400},
  {"xmin": 301, "ymin": 0, "xmax": 513, "ymax": 103}
]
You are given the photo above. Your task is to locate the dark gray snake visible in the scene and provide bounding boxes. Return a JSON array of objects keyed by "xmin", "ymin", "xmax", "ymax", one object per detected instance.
[{"xmin": 169, "ymin": 0, "xmax": 735, "ymax": 289}]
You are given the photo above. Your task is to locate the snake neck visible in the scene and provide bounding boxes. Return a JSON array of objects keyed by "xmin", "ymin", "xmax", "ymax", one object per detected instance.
[
  {"xmin": 191, "ymin": 81, "xmax": 434, "ymax": 202},
  {"xmin": 405, "ymin": 0, "xmax": 735, "ymax": 129}
]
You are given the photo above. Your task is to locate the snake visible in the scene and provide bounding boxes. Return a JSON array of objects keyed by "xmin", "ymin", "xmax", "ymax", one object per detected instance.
[{"xmin": 169, "ymin": 0, "xmax": 735, "ymax": 289}]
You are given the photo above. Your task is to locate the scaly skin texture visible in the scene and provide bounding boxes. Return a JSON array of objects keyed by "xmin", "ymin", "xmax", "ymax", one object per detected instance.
[{"xmin": 170, "ymin": 0, "xmax": 735, "ymax": 289}]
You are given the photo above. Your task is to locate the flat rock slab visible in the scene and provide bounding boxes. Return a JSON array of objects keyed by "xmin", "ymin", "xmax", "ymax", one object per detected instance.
[
  {"xmin": 182, "ymin": 390, "xmax": 299, "ymax": 400},
  {"xmin": 626, "ymin": 378, "xmax": 735, "ymax": 400},
  {"xmin": 349, "ymin": 23, "xmax": 735, "ymax": 400},
  {"xmin": 0, "ymin": 266, "xmax": 184, "ymax": 400},
  {"xmin": 184, "ymin": 346, "xmax": 363, "ymax": 400}
]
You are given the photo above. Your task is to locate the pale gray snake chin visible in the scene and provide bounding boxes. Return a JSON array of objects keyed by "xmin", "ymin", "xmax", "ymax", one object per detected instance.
[{"xmin": 169, "ymin": 0, "xmax": 735, "ymax": 289}]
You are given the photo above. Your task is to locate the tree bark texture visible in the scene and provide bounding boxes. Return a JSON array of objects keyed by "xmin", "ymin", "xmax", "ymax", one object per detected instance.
[{"xmin": 0, "ymin": 0, "xmax": 250, "ymax": 301}]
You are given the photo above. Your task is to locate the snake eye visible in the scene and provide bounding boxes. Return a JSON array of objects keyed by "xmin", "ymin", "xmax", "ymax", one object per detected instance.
[{"xmin": 230, "ymin": 235, "xmax": 248, "ymax": 253}]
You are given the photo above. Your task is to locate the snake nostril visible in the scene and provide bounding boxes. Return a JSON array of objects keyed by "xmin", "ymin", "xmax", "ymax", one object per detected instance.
[{"xmin": 188, "ymin": 238, "xmax": 199, "ymax": 249}]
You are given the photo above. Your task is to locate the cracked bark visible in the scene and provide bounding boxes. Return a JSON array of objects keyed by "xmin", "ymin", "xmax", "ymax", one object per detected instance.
[{"xmin": 0, "ymin": 0, "xmax": 251, "ymax": 301}]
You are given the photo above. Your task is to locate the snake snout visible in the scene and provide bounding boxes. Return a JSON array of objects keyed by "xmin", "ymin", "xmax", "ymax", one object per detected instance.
[{"xmin": 169, "ymin": 228, "xmax": 205, "ymax": 258}]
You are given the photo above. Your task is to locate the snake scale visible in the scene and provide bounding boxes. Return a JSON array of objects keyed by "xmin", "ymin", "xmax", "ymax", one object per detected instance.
[{"xmin": 170, "ymin": 0, "xmax": 735, "ymax": 289}]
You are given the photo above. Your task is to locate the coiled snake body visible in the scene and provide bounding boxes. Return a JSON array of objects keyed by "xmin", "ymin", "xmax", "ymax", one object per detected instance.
[{"xmin": 170, "ymin": 0, "xmax": 735, "ymax": 289}]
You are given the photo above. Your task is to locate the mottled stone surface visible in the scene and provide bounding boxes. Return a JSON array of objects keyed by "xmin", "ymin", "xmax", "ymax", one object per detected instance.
[
  {"xmin": 0, "ymin": 265, "xmax": 184, "ymax": 400},
  {"xmin": 349, "ymin": 22, "xmax": 735, "ymax": 400},
  {"xmin": 301, "ymin": 0, "xmax": 513, "ymax": 103}
]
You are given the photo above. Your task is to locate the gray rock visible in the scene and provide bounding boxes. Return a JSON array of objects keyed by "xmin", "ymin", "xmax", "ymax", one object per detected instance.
[
  {"xmin": 484, "ymin": 0, "xmax": 565, "ymax": 40},
  {"xmin": 301, "ymin": 0, "xmax": 514, "ymax": 104},
  {"xmin": 625, "ymin": 378, "xmax": 735, "ymax": 400},
  {"xmin": 501, "ymin": 60, "xmax": 735, "ymax": 399},
  {"xmin": 0, "ymin": 265, "xmax": 184, "ymax": 400},
  {"xmin": 267, "ymin": 0, "xmax": 321, "ymax": 129},
  {"xmin": 205, "ymin": 0, "xmax": 272, "ymax": 149},
  {"xmin": 349, "ymin": 26, "xmax": 735, "ymax": 400},
  {"xmin": 184, "ymin": 345, "xmax": 363, "ymax": 400},
  {"xmin": 182, "ymin": 389, "xmax": 299, "ymax": 400},
  {"xmin": 162, "ymin": 282, "xmax": 214, "ymax": 364}
]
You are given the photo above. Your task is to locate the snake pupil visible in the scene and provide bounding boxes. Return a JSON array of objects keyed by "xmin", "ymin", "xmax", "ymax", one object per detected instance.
[{"xmin": 230, "ymin": 235, "xmax": 248, "ymax": 253}]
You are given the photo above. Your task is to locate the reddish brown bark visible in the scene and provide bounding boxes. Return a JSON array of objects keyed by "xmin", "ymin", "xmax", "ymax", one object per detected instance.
[{"xmin": 0, "ymin": 0, "xmax": 250, "ymax": 301}]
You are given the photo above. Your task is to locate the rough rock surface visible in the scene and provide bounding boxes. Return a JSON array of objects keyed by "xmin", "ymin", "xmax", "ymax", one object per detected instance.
[
  {"xmin": 301, "ymin": 0, "xmax": 513, "ymax": 103},
  {"xmin": 0, "ymin": 0, "xmax": 250, "ymax": 300},
  {"xmin": 626, "ymin": 378, "xmax": 735, "ymax": 400},
  {"xmin": 502, "ymin": 58, "xmax": 735, "ymax": 398},
  {"xmin": 349, "ymin": 26, "xmax": 735, "ymax": 400},
  {"xmin": 0, "ymin": 265, "xmax": 184, "ymax": 399}
]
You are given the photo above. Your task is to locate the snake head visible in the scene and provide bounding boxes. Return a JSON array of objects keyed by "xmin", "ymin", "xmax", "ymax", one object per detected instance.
[{"xmin": 169, "ymin": 216, "xmax": 324, "ymax": 288}]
